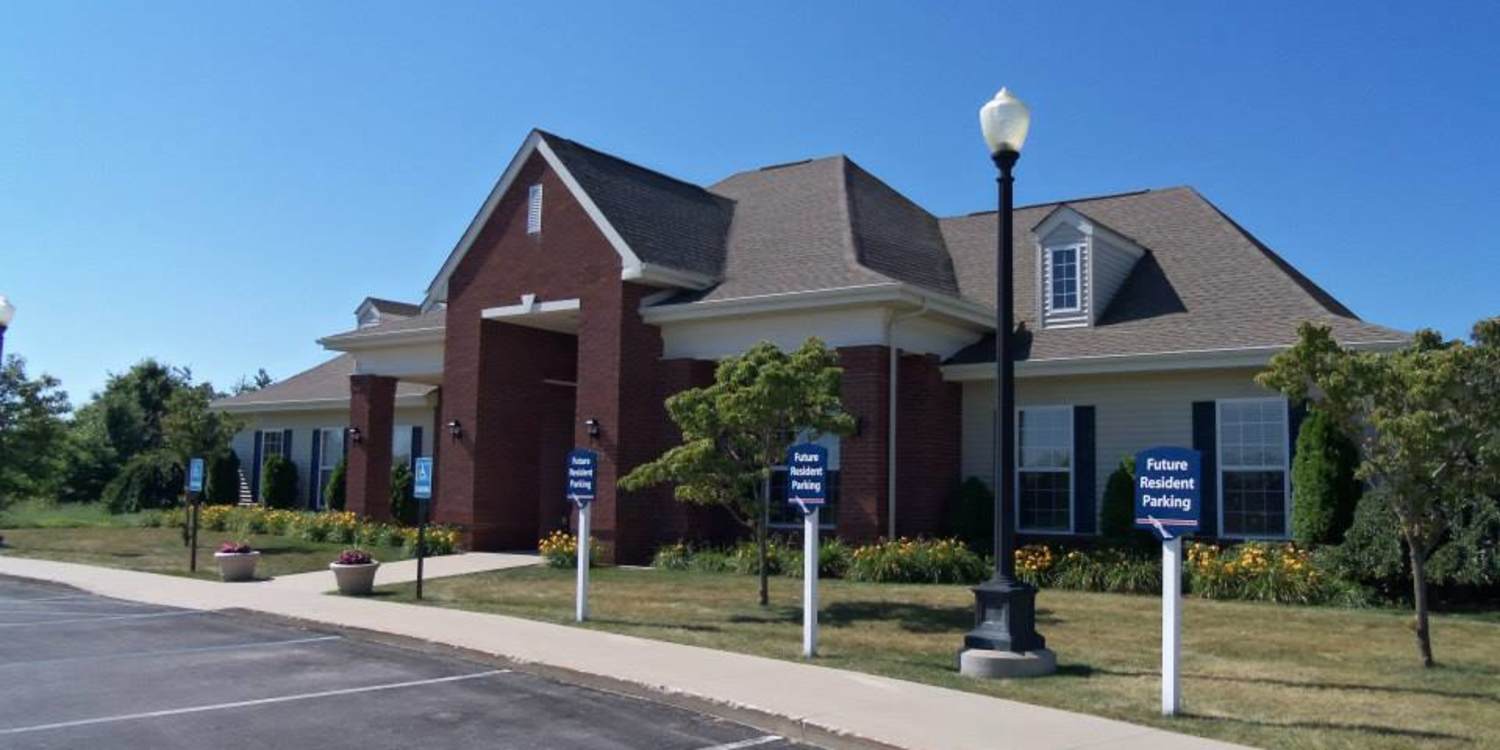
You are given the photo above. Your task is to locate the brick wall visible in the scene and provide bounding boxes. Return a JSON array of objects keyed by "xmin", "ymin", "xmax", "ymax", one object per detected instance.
[
  {"xmin": 347, "ymin": 374, "xmax": 396, "ymax": 521},
  {"xmin": 835, "ymin": 345, "xmax": 891, "ymax": 543},
  {"xmin": 895, "ymin": 352, "xmax": 962, "ymax": 538}
]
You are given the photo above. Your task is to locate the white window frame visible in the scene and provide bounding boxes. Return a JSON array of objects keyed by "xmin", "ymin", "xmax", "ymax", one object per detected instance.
[
  {"xmin": 1216, "ymin": 397, "xmax": 1291, "ymax": 540},
  {"xmin": 526, "ymin": 183, "xmax": 543, "ymax": 234},
  {"xmin": 260, "ymin": 429, "xmax": 285, "ymax": 460},
  {"xmin": 1015, "ymin": 404, "xmax": 1075, "ymax": 535},
  {"xmin": 316, "ymin": 427, "xmax": 343, "ymax": 508},
  {"xmin": 1047, "ymin": 245, "xmax": 1082, "ymax": 313}
]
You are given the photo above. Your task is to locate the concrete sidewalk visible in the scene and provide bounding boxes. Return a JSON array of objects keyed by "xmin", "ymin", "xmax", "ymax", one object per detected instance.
[
  {"xmin": 0, "ymin": 556, "xmax": 1245, "ymax": 750},
  {"xmin": 260, "ymin": 551, "xmax": 539, "ymax": 593}
]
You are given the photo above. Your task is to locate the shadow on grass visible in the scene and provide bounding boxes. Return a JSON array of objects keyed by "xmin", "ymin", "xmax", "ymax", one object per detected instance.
[
  {"xmin": 816, "ymin": 601, "xmax": 1064, "ymax": 633},
  {"xmin": 1060, "ymin": 665, "xmax": 1497, "ymax": 704},
  {"xmin": 589, "ymin": 616, "xmax": 724, "ymax": 633},
  {"xmin": 1180, "ymin": 712, "xmax": 1470, "ymax": 743}
]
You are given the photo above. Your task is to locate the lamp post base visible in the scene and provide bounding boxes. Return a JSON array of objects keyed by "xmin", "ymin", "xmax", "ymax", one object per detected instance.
[
  {"xmin": 963, "ymin": 576, "xmax": 1047, "ymax": 652},
  {"xmin": 959, "ymin": 646, "xmax": 1056, "ymax": 679}
]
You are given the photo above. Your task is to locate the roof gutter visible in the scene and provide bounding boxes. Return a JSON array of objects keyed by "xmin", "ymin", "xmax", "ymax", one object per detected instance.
[
  {"xmin": 640, "ymin": 283, "xmax": 995, "ymax": 330},
  {"xmin": 211, "ymin": 392, "xmax": 435, "ymax": 414},
  {"xmin": 318, "ymin": 325, "xmax": 446, "ymax": 352},
  {"xmin": 886, "ymin": 298, "xmax": 928, "ymax": 540},
  {"xmin": 940, "ymin": 338, "xmax": 1411, "ymax": 381}
]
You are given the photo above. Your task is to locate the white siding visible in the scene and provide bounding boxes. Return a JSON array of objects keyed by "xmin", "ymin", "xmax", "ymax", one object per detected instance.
[
  {"xmin": 960, "ymin": 368, "xmax": 1277, "ymax": 525},
  {"xmin": 1090, "ymin": 234, "xmax": 1138, "ymax": 324},
  {"xmin": 231, "ymin": 405, "xmax": 436, "ymax": 506}
]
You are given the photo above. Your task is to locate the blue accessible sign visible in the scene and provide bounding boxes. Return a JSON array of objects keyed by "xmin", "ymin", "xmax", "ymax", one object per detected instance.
[
  {"xmin": 566, "ymin": 449, "xmax": 598, "ymax": 507},
  {"xmin": 414, "ymin": 457, "xmax": 433, "ymax": 501},
  {"xmin": 1134, "ymin": 446, "xmax": 1202, "ymax": 540},
  {"xmin": 187, "ymin": 457, "xmax": 205, "ymax": 494},
  {"xmin": 786, "ymin": 443, "xmax": 828, "ymax": 508}
]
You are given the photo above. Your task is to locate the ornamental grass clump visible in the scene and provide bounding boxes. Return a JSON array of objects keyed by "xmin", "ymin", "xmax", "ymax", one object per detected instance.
[{"xmin": 846, "ymin": 538, "xmax": 987, "ymax": 584}]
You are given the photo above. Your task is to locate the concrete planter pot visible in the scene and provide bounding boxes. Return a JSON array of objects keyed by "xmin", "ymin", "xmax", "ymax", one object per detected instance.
[
  {"xmin": 330, "ymin": 561, "xmax": 380, "ymax": 595},
  {"xmin": 213, "ymin": 551, "xmax": 260, "ymax": 582}
]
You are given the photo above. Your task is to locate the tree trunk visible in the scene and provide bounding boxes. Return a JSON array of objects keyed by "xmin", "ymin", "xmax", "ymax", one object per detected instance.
[
  {"xmin": 1409, "ymin": 541, "xmax": 1435, "ymax": 668},
  {"xmin": 758, "ymin": 476, "xmax": 770, "ymax": 607}
]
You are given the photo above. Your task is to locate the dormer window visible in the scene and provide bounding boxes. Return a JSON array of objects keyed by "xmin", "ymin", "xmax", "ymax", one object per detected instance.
[{"xmin": 1049, "ymin": 246, "xmax": 1081, "ymax": 312}]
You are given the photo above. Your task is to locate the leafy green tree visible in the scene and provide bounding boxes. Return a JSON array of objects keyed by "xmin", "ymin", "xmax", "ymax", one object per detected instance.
[
  {"xmin": 101, "ymin": 450, "xmax": 183, "ymax": 513},
  {"xmin": 259, "ymin": 454, "xmax": 299, "ymax": 509},
  {"xmin": 61, "ymin": 359, "xmax": 196, "ymax": 503},
  {"xmin": 1259, "ymin": 319, "xmax": 1500, "ymax": 667},
  {"xmin": 205, "ymin": 450, "xmax": 242, "ymax": 505},
  {"xmin": 232, "ymin": 369, "xmax": 273, "ymax": 395},
  {"xmin": 0, "ymin": 356, "xmax": 71, "ymax": 506},
  {"xmin": 390, "ymin": 461, "xmax": 416, "ymax": 526},
  {"xmin": 1290, "ymin": 408, "xmax": 1362, "ymax": 545},
  {"xmin": 324, "ymin": 457, "xmax": 347, "ymax": 511},
  {"xmin": 621, "ymin": 338, "xmax": 855, "ymax": 606},
  {"xmin": 162, "ymin": 386, "xmax": 241, "ymax": 465},
  {"xmin": 1100, "ymin": 456, "xmax": 1148, "ymax": 544}
]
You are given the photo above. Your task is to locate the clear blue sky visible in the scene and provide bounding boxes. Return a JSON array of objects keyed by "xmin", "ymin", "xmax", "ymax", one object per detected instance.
[{"xmin": 3, "ymin": 1, "xmax": 1497, "ymax": 405}]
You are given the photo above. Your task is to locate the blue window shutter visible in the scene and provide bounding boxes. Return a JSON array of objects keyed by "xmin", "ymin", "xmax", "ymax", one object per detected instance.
[
  {"xmin": 251, "ymin": 430, "xmax": 263, "ymax": 501},
  {"xmin": 342, "ymin": 428, "xmax": 350, "ymax": 459},
  {"xmin": 1192, "ymin": 401, "xmax": 1218, "ymax": 537},
  {"xmin": 309, "ymin": 429, "xmax": 322, "ymax": 509},
  {"xmin": 1073, "ymin": 406, "xmax": 1096, "ymax": 534},
  {"xmin": 1288, "ymin": 400, "xmax": 1307, "ymax": 496},
  {"xmin": 282, "ymin": 429, "xmax": 293, "ymax": 458},
  {"xmin": 411, "ymin": 426, "xmax": 423, "ymax": 473}
]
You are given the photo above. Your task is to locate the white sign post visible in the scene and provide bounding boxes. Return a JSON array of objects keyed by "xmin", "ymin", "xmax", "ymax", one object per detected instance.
[
  {"xmin": 576, "ymin": 502, "xmax": 591, "ymax": 623},
  {"xmin": 802, "ymin": 505, "xmax": 819, "ymax": 658},
  {"xmin": 1161, "ymin": 536, "xmax": 1182, "ymax": 716}
]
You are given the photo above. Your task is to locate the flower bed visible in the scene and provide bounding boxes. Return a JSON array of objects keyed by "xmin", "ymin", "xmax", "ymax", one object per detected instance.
[
  {"xmin": 148, "ymin": 506, "xmax": 461, "ymax": 558},
  {"xmin": 538, "ymin": 529, "xmax": 601, "ymax": 568}
]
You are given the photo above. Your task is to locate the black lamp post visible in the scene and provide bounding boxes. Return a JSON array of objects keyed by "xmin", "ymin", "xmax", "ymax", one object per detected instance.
[
  {"xmin": 0, "ymin": 296, "xmax": 14, "ymax": 362},
  {"xmin": 962, "ymin": 88, "xmax": 1048, "ymax": 659}
]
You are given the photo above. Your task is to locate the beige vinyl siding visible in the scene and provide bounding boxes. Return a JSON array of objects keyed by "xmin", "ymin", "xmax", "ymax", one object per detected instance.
[
  {"xmin": 960, "ymin": 368, "xmax": 1276, "ymax": 530},
  {"xmin": 231, "ymin": 405, "xmax": 436, "ymax": 505},
  {"xmin": 1090, "ymin": 234, "xmax": 1138, "ymax": 324}
]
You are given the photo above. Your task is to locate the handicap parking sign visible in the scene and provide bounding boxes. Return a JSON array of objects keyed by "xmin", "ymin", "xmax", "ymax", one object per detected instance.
[{"xmin": 414, "ymin": 457, "xmax": 433, "ymax": 501}]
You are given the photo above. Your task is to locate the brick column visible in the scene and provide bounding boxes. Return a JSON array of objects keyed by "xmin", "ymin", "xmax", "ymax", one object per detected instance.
[
  {"xmin": 836, "ymin": 345, "xmax": 891, "ymax": 544},
  {"xmin": 347, "ymin": 374, "xmax": 397, "ymax": 521},
  {"xmin": 896, "ymin": 353, "xmax": 962, "ymax": 538}
]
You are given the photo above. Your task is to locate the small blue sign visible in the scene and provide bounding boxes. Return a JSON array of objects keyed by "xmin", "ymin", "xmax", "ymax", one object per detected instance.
[
  {"xmin": 786, "ymin": 443, "xmax": 828, "ymax": 508},
  {"xmin": 566, "ymin": 449, "xmax": 598, "ymax": 507},
  {"xmin": 187, "ymin": 457, "xmax": 205, "ymax": 494},
  {"xmin": 1134, "ymin": 446, "xmax": 1202, "ymax": 540},
  {"xmin": 414, "ymin": 457, "xmax": 433, "ymax": 501}
]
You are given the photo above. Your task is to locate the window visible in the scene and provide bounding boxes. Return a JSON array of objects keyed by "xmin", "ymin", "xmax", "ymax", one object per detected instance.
[
  {"xmin": 526, "ymin": 183, "xmax": 543, "ymax": 234},
  {"xmin": 1049, "ymin": 246, "xmax": 1080, "ymax": 312},
  {"xmin": 1017, "ymin": 406, "xmax": 1072, "ymax": 533},
  {"xmin": 261, "ymin": 430, "xmax": 284, "ymax": 459},
  {"xmin": 768, "ymin": 430, "xmax": 840, "ymax": 529},
  {"xmin": 1218, "ymin": 398, "xmax": 1289, "ymax": 538},
  {"xmin": 317, "ymin": 427, "xmax": 343, "ymax": 508},
  {"xmin": 392, "ymin": 425, "xmax": 413, "ymax": 466}
]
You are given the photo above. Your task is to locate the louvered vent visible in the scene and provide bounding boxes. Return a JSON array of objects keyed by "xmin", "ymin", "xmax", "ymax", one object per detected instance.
[{"xmin": 526, "ymin": 183, "xmax": 543, "ymax": 234}]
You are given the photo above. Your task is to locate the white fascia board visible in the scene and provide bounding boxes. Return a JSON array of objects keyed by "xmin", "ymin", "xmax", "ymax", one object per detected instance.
[
  {"xmin": 212, "ymin": 393, "xmax": 433, "ymax": 415},
  {"xmin": 421, "ymin": 131, "xmax": 717, "ymax": 309},
  {"xmin": 940, "ymin": 338, "xmax": 1410, "ymax": 381},
  {"xmin": 481, "ymin": 296, "xmax": 582, "ymax": 320},
  {"xmin": 640, "ymin": 283, "xmax": 996, "ymax": 329},
  {"xmin": 1034, "ymin": 205, "xmax": 1146, "ymax": 258},
  {"xmin": 318, "ymin": 325, "xmax": 446, "ymax": 352}
]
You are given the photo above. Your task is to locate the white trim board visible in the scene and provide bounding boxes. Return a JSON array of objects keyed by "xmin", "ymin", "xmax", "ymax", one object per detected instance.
[
  {"xmin": 941, "ymin": 339, "xmax": 1410, "ymax": 381},
  {"xmin": 422, "ymin": 130, "xmax": 716, "ymax": 310}
]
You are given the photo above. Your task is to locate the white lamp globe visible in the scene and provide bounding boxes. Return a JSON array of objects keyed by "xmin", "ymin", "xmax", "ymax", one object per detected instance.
[
  {"xmin": 0, "ymin": 296, "xmax": 14, "ymax": 327},
  {"xmin": 979, "ymin": 87, "xmax": 1031, "ymax": 156}
]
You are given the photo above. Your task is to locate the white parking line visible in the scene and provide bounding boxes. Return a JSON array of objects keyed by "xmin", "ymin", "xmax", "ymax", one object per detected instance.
[
  {"xmin": 0, "ymin": 670, "xmax": 511, "ymax": 735},
  {"xmin": 0, "ymin": 610, "xmax": 204, "ymax": 628},
  {"xmin": 696, "ymin": 736, "xmax": 784, "ymax": 750},
  {"xmin": 0, "ymin": 594, "xmax": 97, "ymax": 603},
  {"xmin": 0, "ymin": 635, "xmax": 343, "ymax": 669},
  {"xmin": 0, "ymin": 607, "xmax": 173, "ymax": 618}
]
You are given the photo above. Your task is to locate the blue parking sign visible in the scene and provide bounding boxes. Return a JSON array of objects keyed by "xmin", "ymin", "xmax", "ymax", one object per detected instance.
[
  {"xmin": 187, "ymin": 457, "xmax": 205, "ymax": 493},
  {"xmin": 414, "ymin": 457, "xmax": 433, "ymax": 501},
  {"xmin": 1134, "ymin": 446, "xmax": 1202, "ymax": 540},
  {"xmin": 566, "ymin": 449, "xmax": 597, "ymax": 507},
  {"xmin": 786, "ymin": 443, "xmax": 828, "ymax": 507}
]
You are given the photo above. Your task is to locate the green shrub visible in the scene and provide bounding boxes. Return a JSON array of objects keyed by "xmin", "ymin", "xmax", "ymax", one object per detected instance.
[
  {"xmin": 846, "ymin": 538, "xmax": 987, "ymax": 584},
  {"xmin": 731, "ymin": 539, "xmax": 787, "ymax": 575},
  {"xmin": 323, "ymin": 457, "xmax": 347, "ymax": 511},
  {"xmin": 946, "ymin": 477, "xmax": 994, "ymax": 553},
  {"xmin": 204, "ymin": 450, "xmax": 241, "ymax": 505},
  {"xmin": 389, "ymin": 462, "xmax": 417, "ymax": 526},
  {"xmin": 652, "ymin": 542, "xmax": 694, "ymax": 571},
  {"xmin": 1291, "ymin": 409, "xmax": 1362, "ymax": 546},
  {"xmin": 101, "ymin": 450, "xmax": 183, "ymax": 513},
  {"xmin": 688, "ymin": 549, "xmax": 732, "ymax": 573},
  {"xmin": 785, "ymin": 537, "xmax": 853, "ymax": 579},
  {"xmin": 259, "ymin": 455, "xmax": 299, "ymax": 509},
  {"xmin": 1099, "ymin": 457, "xmax": 1137, "ymax": 542}
]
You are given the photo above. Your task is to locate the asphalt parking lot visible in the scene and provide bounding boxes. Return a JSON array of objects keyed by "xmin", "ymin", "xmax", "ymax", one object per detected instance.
[{"xmin": 0, "ymin": 577, "xmax": 810, "ymax": 750}]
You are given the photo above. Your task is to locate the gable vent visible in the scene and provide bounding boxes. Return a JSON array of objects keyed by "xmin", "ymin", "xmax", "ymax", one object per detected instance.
[{"xmin": 526, "ymin": 183, "xmax": 543, "ymax": 234}]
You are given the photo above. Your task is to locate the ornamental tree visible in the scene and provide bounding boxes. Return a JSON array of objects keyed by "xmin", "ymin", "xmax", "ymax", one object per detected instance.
[
  {"xmin": 619, "ymin": 338, "xmax": 855, "ymax": 606},
  {"xmin": 1258, "ymin": 319, "xmax": 1500, "ymax": 667}
]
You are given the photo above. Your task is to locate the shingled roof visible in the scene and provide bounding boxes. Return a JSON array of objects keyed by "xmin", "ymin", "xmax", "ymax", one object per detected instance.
[{"xmin": 213, "ymin": 354, "xmax": 435, "ymax": 411}]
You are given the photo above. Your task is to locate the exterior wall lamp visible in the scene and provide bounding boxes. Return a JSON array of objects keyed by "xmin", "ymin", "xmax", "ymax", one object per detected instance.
[
  {"xmin": 584, "ymin": 418, "xmax": 601, "ymax": 438},
  {"xmin": 345, "ymin": 426, "xmax": 362, "ymax": 444},
  {"xmin": 446, "ymin": 419, "xmax": 463, "ymax": 439}
]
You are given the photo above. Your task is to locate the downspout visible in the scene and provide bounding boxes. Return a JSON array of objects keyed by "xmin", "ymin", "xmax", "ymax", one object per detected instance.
[{"xmin": 886, "ymin": 299, "xmax": 929, "ymax": 540}]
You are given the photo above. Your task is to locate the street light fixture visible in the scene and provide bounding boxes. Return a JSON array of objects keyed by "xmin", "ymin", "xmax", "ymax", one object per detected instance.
[
  {"xmin": 960, "ymin": 88, "xmax": 1054, "ymax": 678},
  {"xmin": 0, "ymin": 296, "xmax": 15, "ymax": 362}
]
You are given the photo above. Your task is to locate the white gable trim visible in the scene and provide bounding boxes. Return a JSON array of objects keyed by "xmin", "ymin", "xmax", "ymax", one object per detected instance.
[
  {"xmin": 1032, "ymin": 205, "xmax": 1147, "ymax": 260},
  {"xmin": 422, "ymin": 131, "xmax": 715, "ymax": 310}
]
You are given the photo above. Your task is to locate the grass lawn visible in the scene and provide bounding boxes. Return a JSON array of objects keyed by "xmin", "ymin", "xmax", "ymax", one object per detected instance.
[
  {"xmin": 0, "ymin": 526, "xmax": 404, "ymax": 581},
  {"xmin": 383, "ymin": 566, "xmax": 1500, "ymax": 750},
  {"xmin": 0, "ymin": 498, "xmax": 153, "ymax": 529}
]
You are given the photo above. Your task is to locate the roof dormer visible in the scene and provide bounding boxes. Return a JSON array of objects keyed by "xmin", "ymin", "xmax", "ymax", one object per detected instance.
[
  {"xmin": 354, "ymin": 297, "xmax": 421, "ymax": 329},
  {"xmin": 1032, "ymin": 206, "xmax": 1147, "ymax": 329}
]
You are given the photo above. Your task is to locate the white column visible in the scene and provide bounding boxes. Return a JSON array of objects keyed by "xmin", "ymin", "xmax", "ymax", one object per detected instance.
[
  {"xmin": 803, "ymin": 507, "xmax": 820, "ymax": 658},
  {"xmin": 1162, "ymin": 536, "xmax": 1182, "ymax": 716},
  {"xmin": 576, "ymin": 503, "xmax": 591, "ymax": 623}
]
